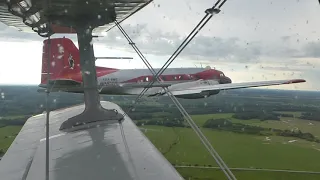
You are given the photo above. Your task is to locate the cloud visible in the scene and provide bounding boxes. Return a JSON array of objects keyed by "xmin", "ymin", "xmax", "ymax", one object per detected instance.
[
  {"xmin": 302, "ymin": 41, "xmax": 320, "ymax": 58},
  {"xmin": 0, "ymin": 23, "xmax": 42, "ymax": 42},
  {"xmin": 96, "ymin": 23, "xmax": 265, "ymax": 62},
  {"xmin": 96, "ymin": 23, "xmax": 317, "ymax": 64}
]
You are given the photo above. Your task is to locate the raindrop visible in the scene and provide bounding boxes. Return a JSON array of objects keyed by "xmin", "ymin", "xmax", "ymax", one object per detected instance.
[
  {"xmin": 85, "ymin": 71, "xmax": 91, "ymax": 75},
  {"xmin": 64, "ymin": 9, "xmax": 68, "ymax": 13},
  {"xmin": 105, "ymin": 8, "xmax": 108, "ymax": 11},
  {"xmin": 1, "ymin": 95, "xmax": 4, "ymax": 99},
  {"xmin": 51, "ymin": 61, "xmax": 56, "ymax": 67},
  {"xmin": 53, "ymin": 99, "xmax": 57, "ymax": 103},
  {"xmin": 86, "ymin": 1, "xmax": 88, "ymax": 4},
  {"xmin": 97, "ymin": 15, "xmax": 101, "ymax": 19},
  {"xmin": 40, "ymin": 104, "xmax": 44, "ymax": 108},
  {"xmin": 0, "ymin": 92, "xmax": 4, "ymax": 96},
  {"xmin": 204, "ymin": 102, "xmax": 207, "ymax": 106},
  {"xmin": 132, "ymin": 108, "xmax": 135, "ymax": 112}
]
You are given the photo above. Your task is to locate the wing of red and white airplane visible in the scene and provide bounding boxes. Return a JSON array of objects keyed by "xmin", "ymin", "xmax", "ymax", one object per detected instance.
[{"xmin": 157, "ymin": 79, "xmax": 306, "ymax": 97}]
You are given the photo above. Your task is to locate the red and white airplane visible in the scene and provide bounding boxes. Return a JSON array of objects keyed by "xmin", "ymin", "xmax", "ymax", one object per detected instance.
[{"xmin": 39, "ymin": 37, "xmax": 306, "ymax": 98}]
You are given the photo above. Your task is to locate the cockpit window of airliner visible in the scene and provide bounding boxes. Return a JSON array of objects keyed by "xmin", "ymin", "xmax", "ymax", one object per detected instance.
[{"xmin": 0, "ymin": 0, "xmax": 319, "ymax": 180}]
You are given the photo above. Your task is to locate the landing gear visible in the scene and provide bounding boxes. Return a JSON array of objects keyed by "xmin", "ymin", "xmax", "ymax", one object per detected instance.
[{"xmin": 59, "ymin": 26, "xmax": 124, "ymax": 131}]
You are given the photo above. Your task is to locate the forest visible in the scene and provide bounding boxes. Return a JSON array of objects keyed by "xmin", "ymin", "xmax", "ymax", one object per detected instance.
[{"xmin": 1, "ymin": 85, "xmax": 320, "ymax": 126}]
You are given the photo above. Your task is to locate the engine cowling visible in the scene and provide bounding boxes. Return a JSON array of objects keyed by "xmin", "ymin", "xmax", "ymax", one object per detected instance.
[
  {"xmin": 175, "ymin": 90, "xmax": 220, "ymax": 99},
  {"xmin": 157, "ymin": 80, "xmax": 220, "ymax": 99}
]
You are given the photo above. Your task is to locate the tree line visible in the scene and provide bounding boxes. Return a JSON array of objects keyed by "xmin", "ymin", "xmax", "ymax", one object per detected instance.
[{"xmin": 203, "ymin": 118, "xmax": 320, "ymax": 143}]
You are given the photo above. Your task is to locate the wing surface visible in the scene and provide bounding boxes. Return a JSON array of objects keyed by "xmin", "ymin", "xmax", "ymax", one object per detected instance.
[
  {"xmin": 0, "ymin": 101, "xmax": 183, "ymax": 180},
  {"xmin": 160, "ymin": 79, "xmax": 306, "ymax": 96}
]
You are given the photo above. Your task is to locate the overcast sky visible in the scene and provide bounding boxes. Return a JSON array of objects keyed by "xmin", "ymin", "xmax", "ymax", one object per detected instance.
[{"xmin": 0, "ymin": 0, "xmax": 319, "ymax": 91}]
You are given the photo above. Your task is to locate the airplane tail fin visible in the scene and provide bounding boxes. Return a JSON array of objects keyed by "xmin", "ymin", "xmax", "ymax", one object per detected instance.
[{"xmin": 40, "ymin": 37, "xmax": 82, "ymax": 86}]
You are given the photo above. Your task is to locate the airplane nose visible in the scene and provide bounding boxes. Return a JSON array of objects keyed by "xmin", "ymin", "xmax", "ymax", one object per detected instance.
[
  {"xmin": 226, "ymin": 77, "xmax": 232, "ymax": 83},
  {"xmin": 220, "ymin": 76, "xmax": 232, "ymax": 84}
]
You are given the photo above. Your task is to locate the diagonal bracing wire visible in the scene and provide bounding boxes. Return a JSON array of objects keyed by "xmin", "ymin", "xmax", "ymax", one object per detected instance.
[
  {"xmin": 118, "ymin": 0, "xmax": 227, "ymax": 117},
  {"xmin": 114, "ymin": 1, "xmax": 237, "ymax": 179}
]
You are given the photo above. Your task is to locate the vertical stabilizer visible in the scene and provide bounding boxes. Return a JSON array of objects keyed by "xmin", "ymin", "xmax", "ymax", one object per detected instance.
[{"xmin": 41, "ymin": 38, "xmax": 82, "ymax": 85}]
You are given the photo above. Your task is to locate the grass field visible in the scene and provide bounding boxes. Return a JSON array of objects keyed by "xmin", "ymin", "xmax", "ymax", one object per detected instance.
[
  {"xmin": 0, "ymin": 126, "xmax": 22, "ymax": 151},
  {"xmin": 0, "ymin": 112, "xmax": 319, "ymax": 179},
  {"xmin": 191, "ymin": 113, "xmax": 320, "ymax": 138},
  {"xmin": 141, "ymin": 111, "xmax": 320, "ymax": 180}
]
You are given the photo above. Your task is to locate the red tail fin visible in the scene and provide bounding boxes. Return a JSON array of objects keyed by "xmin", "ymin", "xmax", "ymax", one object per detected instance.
[{"xmin": 41, "ymin": 37, "xmax": 82, "ymax": 85}]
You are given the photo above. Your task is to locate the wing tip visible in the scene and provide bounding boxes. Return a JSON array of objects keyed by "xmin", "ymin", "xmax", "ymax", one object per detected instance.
[{"xmin": 285, "ymin": 79, "xmax": 306, "ymax": 84}]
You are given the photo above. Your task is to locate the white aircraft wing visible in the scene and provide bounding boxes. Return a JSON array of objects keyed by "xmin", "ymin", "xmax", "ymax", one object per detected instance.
[
  {"xmin": 161, "ymin": 79, "xmax": 306, "ymax": 96},
  {"xmin": 0, "ymin": 101, "xmax": 183, "ymax": 180}
]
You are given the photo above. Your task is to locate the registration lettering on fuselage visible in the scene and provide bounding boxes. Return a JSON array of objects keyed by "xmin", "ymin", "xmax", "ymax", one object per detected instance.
[{"xmin": 100, "ymin": 78, "xmax": 118, "ymax": 86}]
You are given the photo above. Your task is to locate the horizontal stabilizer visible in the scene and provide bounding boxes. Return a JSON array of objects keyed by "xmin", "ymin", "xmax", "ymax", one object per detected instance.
[{"xmin": 96, "ymin": 57, "xmax": 133, "ymax": 60}]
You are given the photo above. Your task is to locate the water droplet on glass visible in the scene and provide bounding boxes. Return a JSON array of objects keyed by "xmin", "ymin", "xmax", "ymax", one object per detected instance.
[{"xmin": 51, "ymin": 61, "xmax": 55, "ymax": 67}]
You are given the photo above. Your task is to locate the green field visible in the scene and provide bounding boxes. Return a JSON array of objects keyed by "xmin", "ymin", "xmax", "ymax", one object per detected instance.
[
  {"xmin": 0, "ymin": 112, "xmax": 320, "ymax": 179},
  {"xmin": 191, "ymin": 113, "xmax": 320, "ymax": 138},
  {"xmin": 0, "ymin": 126, "xmax": 22, "ymax": 152},
  {"xmin": 141, "ymin": 112, "xmax": 320, "ymax": 180}
]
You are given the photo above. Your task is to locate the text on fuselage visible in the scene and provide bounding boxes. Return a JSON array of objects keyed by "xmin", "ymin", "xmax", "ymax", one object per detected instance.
[{"xmin": 100, "ymin": 78, "xmax": 118, "ymax": 86}]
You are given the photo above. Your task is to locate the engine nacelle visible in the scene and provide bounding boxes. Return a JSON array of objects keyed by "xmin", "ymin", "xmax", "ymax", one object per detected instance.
[
  {"xmin": 175, "ymin": 90, "xmax": 220, "ymax": 99},
  {"xmin": 157, "ymin": 80, "xmax": 220, "ymax": 99}
]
